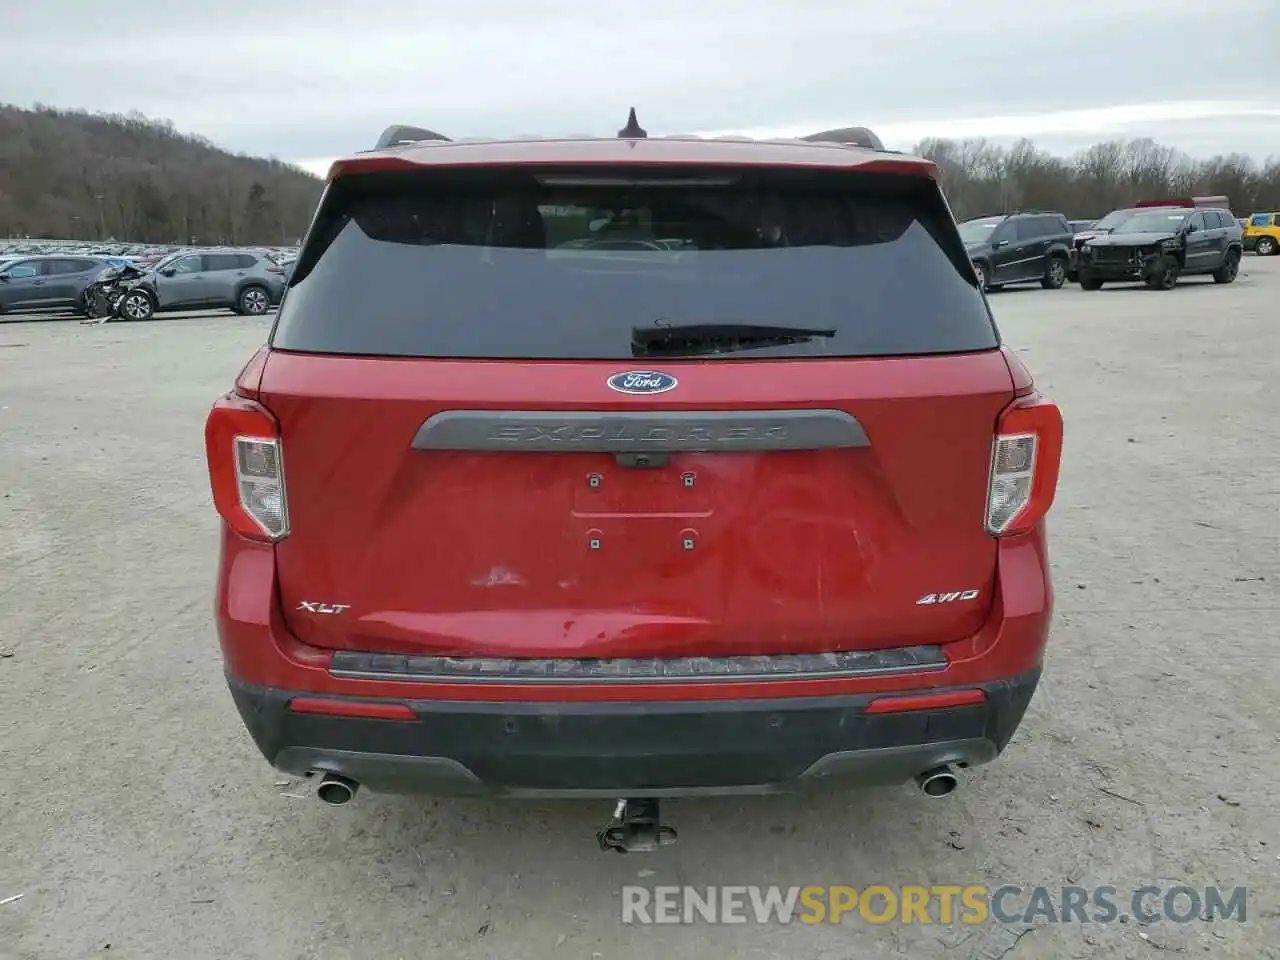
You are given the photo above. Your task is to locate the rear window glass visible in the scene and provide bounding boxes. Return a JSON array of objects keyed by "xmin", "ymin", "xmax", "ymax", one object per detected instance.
[
  {"xmin": 1115, "ymin": 211, "xmax": 1189, "ymax": 232},
  {"xmin": 272, "ymin": 165, "xmax": 999, "ymax": 360}
]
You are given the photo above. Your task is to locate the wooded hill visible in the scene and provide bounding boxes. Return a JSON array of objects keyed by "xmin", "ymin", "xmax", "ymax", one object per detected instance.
[
  {"xmin": 915, "ymin": 136, "xmax": 1280, "ymax": 221},
  {"xmin": 0, "ymin": 104, "xmax": 324, "ymax": 245},
  {"xmin": 1, "ymin": 103, "xmax": 1277, "ymax": 243}
]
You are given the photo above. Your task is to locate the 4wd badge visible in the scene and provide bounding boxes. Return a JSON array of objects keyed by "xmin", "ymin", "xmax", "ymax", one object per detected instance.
[{"xmin": 916, "ymin": 590, "xmax": 980, "ymax": 605}]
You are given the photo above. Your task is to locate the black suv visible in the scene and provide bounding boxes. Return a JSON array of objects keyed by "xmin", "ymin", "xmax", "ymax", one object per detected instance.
[
  {"xmin": 1075, "ymin": 206, "xmax": 1243, "ymax": 291},
  {"xmin": 958, "ymin": 212, "xmax": 1073, "ymax": 291}
]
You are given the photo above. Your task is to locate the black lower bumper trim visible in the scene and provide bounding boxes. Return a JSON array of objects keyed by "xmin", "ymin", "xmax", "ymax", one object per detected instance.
[
  {"xmin": 228, "ymin": 669, "xmax": 1041, "ymax": 798},
  {"xmin": 1078, "ymin": 262, "xmax": 1160, "ymax": 282}
]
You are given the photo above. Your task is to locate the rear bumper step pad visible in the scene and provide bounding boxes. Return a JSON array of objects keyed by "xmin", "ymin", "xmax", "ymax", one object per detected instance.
[{"xmin": 328, "ymin": 645, "xmax": 947, "ymax": 684}]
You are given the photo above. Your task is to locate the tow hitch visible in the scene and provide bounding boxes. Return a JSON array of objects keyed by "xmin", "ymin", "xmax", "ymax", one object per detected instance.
[{"xmin": 597, "ymin": 798, "xmax": 677, "ymax": 853}]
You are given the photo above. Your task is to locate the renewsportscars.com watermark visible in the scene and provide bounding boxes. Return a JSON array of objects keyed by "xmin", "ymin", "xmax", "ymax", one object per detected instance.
[{"xmin": 621, "ymin": 885, "xmax": 1249, "ymax": 926}]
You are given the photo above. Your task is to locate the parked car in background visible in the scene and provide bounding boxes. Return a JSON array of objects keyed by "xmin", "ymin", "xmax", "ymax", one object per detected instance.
[
  {"xmin": 1067, "ymin": 219, "xmax": 1096, "ymax": 234},
  {"xmin": 115, "ymin": 249, "xmax": 288, "ymax": 321},
  {"xmin": 1242, "ymin": 212, "xmax": 1279, "ymax": 255},
  {"xmin": 1135, "ymin": 195, "xmax": 1231, "ymax": 213},
  {"xmin": 0, "ymin": 255, "xmax": 107, "ymax": 316},
  {"xmin": 1075, "ymin": 206, "xmax": 1242, "ymax": 290},
  {"xmin": 959, "ymin": 211, "xmax": 1074, "ymax": 291},
  {"xmin": 1067, "ymin": 208, "xmax": 1154, "ymax": 281}
]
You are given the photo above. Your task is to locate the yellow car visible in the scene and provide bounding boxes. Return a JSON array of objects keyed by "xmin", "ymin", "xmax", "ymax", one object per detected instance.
[{"xmin": 1243, "ymin": 213, "xmax": 1279, "ymax": 256}]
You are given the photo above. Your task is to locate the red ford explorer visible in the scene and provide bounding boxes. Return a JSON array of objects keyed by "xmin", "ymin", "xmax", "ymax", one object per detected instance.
[{"xmin": 206, "ymin": 112, "xmax": 1063, "ymax": 851}]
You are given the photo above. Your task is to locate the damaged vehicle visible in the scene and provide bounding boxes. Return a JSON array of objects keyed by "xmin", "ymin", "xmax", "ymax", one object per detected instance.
[
  {"xmin": 204, "ymin": 113, "xmax": 1065, "ymax": 852},
  {"xmin": 80, "ymin": 260, "xmax": 149, "ymax": 322},
  {"xmin": 114, "ymin": 250, "xmax": 287, "ymax": 320},
  {"xmin": 1075, "ymin": 205, "xmax": 1243, "ymax": 291},
  {"xmin": 1066, "ymin": 208, "xmax": 1142, "ymax": 281}
]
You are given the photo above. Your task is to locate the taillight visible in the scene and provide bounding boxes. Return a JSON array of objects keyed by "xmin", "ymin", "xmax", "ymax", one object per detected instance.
[
  {"xmin": 205, "ymin": 393, "xmax": 289, "ymax": 541},
  {"xmin": 986, "ymin": 392, "xmax": 1063, "ymax": 537}
]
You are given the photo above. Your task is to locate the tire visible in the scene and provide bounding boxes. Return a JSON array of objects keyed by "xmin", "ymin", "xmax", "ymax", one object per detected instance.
[
  {"xmin": 1145, "ymin": 257, "xmax": 1180, "ymax": 291},
  {"xmin": 1041, "ymin": 256, "xmax": 1068, "ymax": 289},
  {"xmin": 119, "ymin": 290, "xmax": 155, "ymax": 321},
  {"xmin": 238, "ymin": 285, "xmax": 270, "ymax": 316},
  {"xmin": 1213, "ymin": 249, "xmax": 1241, "ymax": 284},
  {"xmin": 972, "ymin": 260, "xmax": 988, "ymax": 291},
  {"xmin": 1078, "ymin": 276, "xmax": 1104, "ymax": 291},
  {"xmin": 1256, "ymin": 236, "xmax": 1278, "ymax": 257}
]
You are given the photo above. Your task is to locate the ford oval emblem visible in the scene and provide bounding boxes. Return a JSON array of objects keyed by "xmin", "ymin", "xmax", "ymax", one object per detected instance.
[{"xmin": 606, "ymin": 370, "xmax": 678, "ymax": 395}]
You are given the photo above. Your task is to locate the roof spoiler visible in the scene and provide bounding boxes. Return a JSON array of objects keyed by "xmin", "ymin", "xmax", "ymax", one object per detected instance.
[
  {"xmin": 801, "ymin": 126, "xmax": 885, "ymax": 151},
  {"xmin": 373, "ymin": 125, "xmax": 452, "ymax": 150},
  {"xmin": 365, "ymin": 118, "xmax": 886, "ymax": 151}
]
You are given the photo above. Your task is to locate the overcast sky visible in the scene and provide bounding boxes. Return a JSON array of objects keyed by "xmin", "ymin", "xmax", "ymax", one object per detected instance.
[{"xmin": 6, "ymin": 0, "xmax": 1279, "ymax": 176}]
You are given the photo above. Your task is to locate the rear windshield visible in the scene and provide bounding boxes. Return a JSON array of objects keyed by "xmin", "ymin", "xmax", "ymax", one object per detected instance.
[
  {"xmin": 1114, "ymin": 211, "xmax": 1190, "ymax": 233},
  {"xmin": 272, "ymin": 165, "xmax": 999, "ymax": 360}
]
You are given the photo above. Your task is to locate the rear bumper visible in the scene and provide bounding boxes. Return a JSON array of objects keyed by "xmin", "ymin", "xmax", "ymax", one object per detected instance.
[
  {"xmin": 215, "ymin": 517, "xmax": 1054, "ymax": 795},
  {"xmin": 229, "ymin": 669, "xmax": 1040, "ymax": 797}
]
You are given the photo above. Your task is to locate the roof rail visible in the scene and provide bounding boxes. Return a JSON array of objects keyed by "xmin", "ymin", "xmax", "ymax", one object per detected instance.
[
  {"xmin": 801, "ymin": 126, "xmax": 885, "ymax": 151},
  {"xmin": 373, "ymin": 125, "xmax": 452, "ymax": 150}
]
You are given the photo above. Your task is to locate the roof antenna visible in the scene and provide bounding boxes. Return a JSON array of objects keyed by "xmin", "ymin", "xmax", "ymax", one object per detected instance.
[{"xmin": 617, "ymin": 108, "xmax": 647, "ymax": 139}]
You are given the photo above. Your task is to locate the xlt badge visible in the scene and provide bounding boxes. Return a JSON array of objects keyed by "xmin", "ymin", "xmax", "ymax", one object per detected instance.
[{"xmin": 297, "ymin": 601, "xmax": 351, "ymax": 615}]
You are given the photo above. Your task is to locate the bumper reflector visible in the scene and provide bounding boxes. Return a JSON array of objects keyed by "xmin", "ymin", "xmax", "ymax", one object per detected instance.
[
  {"xmin": 287, "ymin": 697, "xmax": 417, "ymax": 721},
  {"xmin": 865, "ymin": 689, "xmax": 986, "ymax": 714}
]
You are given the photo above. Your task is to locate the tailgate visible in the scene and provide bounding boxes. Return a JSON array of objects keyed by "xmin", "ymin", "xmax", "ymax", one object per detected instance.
[{"xmin": 264, "ymin": 350, "xmax": 1013, "ymax": 659}]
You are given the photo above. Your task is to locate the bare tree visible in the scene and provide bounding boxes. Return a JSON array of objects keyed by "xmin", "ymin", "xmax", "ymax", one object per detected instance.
[
  {"xmin": 915, "ymin": 135, "xmax": 1280, "ymax": 221},
  {"xmin": 0, "ymin": 103, "xmax": 323, "ymax": 243}
]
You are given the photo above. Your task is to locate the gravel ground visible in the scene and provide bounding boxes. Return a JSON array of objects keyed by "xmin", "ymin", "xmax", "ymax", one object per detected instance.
[{"xmin": 1, "ymin": 261, "xmax": 1277, "ymax": 960}]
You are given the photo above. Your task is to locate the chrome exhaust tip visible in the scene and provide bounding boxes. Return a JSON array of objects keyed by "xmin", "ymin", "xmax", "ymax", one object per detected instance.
[
  {"xmin": 316, "ymin": 772, "xmax": 359, "ymax": 805},
  {"xmin": 914, "ymin": 765, "xmax": 958, "ymax": 798}
]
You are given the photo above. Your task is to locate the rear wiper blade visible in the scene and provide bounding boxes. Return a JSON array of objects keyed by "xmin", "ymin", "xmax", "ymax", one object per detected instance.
[{"xmin": 631, "ymin": 322, "xmax": 836, "ymax": 355}]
